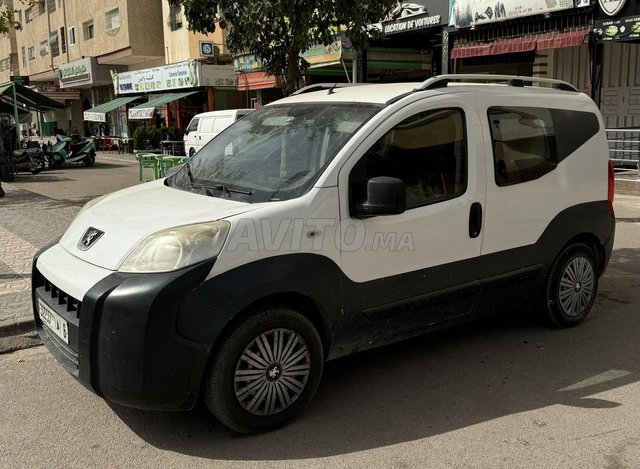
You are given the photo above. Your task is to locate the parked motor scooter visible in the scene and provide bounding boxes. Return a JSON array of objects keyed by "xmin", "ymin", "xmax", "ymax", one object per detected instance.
[{"xmin": 49, "ymin": 134, "xmax": 96, "ymax": 168}]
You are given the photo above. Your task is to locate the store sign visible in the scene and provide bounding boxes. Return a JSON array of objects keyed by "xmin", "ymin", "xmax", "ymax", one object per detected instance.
[
  {"xmin": 201, "ymin": 64, "xmax": 238, "ymax": 88},
  {"xmin": 301, "ymin": 35, "xmax": 355, "ymax": 66},
  {"xmin": 599, "ymin": 0, "xmax": 627, "ymax": 17},
  {"xmin": 58, "ymin": 57, "xmax": 93, "ymax": 88},
  {"xmin": 83, "ymin": 111, "xmax": 107, "ymax": 123},
  {"xmin": 449, "ymin": 0, "xmax": 573, "ymax": 28},
  {"xmin": 234, "ymin": 53, "xmax": 263, "ymax": 73},
  {"xmin": 10, "ymin": 76, "xmax": 29, "ymax": 86},
  {"xmin": 113, "ymin": 61, "xmax": 202, "ymax": 95},
  {"xmin": 128, "ymin": 107, "xmax": 155, "ymax": 120},
  {"xmin": 595, "ymin": 15, "xmax": 640, "ymax": 41}
]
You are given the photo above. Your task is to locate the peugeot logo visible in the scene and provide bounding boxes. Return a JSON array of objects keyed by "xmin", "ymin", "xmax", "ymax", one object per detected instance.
[{"xmin": 78, "ymin": 227, "xmax": 104, "ymax": 251}]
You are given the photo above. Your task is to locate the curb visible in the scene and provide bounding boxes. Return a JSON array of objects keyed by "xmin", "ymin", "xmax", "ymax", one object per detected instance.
[
  {"xmin": 615, "ymin": 177, "xmax": 640, "ymax": 195},
  {"xmin": 0, "ymin": 318, "xmax": 35, "ymax": 339}
]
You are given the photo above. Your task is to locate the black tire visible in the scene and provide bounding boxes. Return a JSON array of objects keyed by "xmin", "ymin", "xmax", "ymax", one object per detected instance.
[
  {"xmin": 204, "ymin": 308, "xmax": 323, "ymax": 434},
  {"xmin": 48, "ymin": 156, "xmax": 60, "ymax": 169},
  {"xmin": 540, "ymin": 243, "xmax": 598, "ymax": 328},
  {"xmin": 83, "ymin": 152, "xmax": 96, "ymax": 167},
  {"xmin": 28, "ymin": 167, "xmax": 42, "ymax": 174},
  {"xmin": 189, "ymin": 148, "xmax": 196, "ymax": 157}
]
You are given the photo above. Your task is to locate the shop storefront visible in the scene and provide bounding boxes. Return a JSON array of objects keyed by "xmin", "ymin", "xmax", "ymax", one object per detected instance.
[
  {"xmin": 593, "ymin": 0, "xmax": 640, "ymax": 127},
  {"xmin": 448, "ymin": 0, "xmax": 595, "ymax": 91},
  {"xmin": 59, "ymin": 57, "xmax": 126, "ymax": 137},
  {"xmin": 112, "ymin": 60, "xmax": 241, "ymax": 136},
  {"xmin": 371, "ymin": 1, "xmax": 448, "ymax": 77},
  {"xmin": 234, "ymin": 53, "xmax": 284, "ymax": 107}
]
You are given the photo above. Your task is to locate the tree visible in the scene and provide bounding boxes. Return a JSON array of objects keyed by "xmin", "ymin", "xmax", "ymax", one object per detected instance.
[
  {"xmin": 169, "ymin": 0, "xmax": 396, "ymax": 95},
  {"xmin": 0, "ymin": 0, "xmax": 33, "ymax": 34}
]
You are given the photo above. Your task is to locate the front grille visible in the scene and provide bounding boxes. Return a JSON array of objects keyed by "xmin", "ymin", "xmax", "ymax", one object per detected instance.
[
  {"xmin": 35, "ymin": 275, "xmax": 82, "ymax": 371},
  {"xmin": 43, "ymin": 278, "xmax": 82, "ymax": 319}
]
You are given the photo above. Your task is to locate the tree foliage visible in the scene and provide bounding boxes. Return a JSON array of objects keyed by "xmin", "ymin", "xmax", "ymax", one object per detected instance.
[
  {"xmin": 168, "ymin": 0, "xmax": 396, "ymax": 95},
  {"xmin": 0, "ymin": 1, "xmax": 34, "ymax": 34}
]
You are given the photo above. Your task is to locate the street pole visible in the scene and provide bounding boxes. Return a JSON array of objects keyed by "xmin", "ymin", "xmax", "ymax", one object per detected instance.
[{"xmin": 12, "ymin": 82, "xmax": 20, "ymax": 150}]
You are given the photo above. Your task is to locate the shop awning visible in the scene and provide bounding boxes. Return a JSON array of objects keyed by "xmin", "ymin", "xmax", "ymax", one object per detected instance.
[
  {"xmin": 128, "ymin": 91, "xmax": 198, "ymax": 120},
  {"xmin": 84, "ymin": 96, "xmax": 138, "ymax": 123},
  {"xmin": 0, "ymin": 82, "xmax": 66, "ymax": 111},
  {"xmin": 237, "ymin": 71, "xmax": 280, "ymax": 91},
  {"xmin": 451, "ymin": 28, "xmax": 590, "ymax": 60}
]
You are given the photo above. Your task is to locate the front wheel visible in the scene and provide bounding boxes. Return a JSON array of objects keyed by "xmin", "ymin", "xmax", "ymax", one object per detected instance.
[
  {"xmin": 204, "ymin": 308, "xmax": 324, "ymax": 434},
  {"xmin": 189, "ymin": 148, "xmax": 196, "ymax": 157},
  {"xmin": 83, "ymin": 152, "xmax": 96, "ymax": 167},
  {"xmin": 539, "ymin": 243, "xmax": 598, "ymax": 328}
]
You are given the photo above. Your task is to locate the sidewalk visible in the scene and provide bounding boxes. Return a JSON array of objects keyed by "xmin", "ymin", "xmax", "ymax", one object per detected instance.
[{"xmin": 0, "ymin": 152, "xmax": 140, "ymax": 338}]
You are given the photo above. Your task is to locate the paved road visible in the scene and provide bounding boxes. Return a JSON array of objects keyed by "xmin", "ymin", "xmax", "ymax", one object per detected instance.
[
  {"xmin": 0, "ymin": 195, "xmax": 638, "ymax": 468},
  {"xmin": 0, "ymin": 154, "xmax": 140, "ymax": 336}
]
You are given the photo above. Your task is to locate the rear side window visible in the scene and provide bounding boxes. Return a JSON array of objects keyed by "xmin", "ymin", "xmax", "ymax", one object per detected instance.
[
  {"xmin": 213, "ymin": 117, "xmax": 232, "ymax": 132},
  {"xmin": 488, "ymin": 106, "xmax": 600, "ymax": 187},
  {"xmin": 200, "ymin": 117, "xmax": 215, "ymax": 133},
  {"xmin": 350, "ymin": 108, "xmax": 467, "ymax": 212}
]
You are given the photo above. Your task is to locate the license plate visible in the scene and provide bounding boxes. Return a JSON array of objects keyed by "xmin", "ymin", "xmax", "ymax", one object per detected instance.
[{"xmin": 38, "ymin": 299, "xmax": 69, "ymax": 344}]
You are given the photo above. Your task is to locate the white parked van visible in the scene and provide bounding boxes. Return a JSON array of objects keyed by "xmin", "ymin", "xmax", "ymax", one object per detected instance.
[
  {"xmin": 33, "ymin": 75, "xmax": 615, "ymax": 434},
  {"xmin": 184, "ymin": 109, "xmax": 253, "ymax": 156}
]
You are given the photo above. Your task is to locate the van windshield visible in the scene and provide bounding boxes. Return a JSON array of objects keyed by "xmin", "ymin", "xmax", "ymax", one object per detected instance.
[{"xmin": 167, "ymin": 103, "xmax": 382, "ymax": 202}]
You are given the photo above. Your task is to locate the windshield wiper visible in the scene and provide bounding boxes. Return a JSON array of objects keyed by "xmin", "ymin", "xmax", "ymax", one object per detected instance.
[{"xmin": 190, "ymin": 182, "xmax": 253, "ymax": 197}]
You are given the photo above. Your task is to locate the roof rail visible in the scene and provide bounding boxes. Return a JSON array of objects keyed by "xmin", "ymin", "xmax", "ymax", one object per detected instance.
[
  {"xmin": 291, "ymin": 83, "xmax": 364, "ymax": 96},
  {"xmin": 414, "ymin": 74, "xmax": 579, "ymax": 93}
]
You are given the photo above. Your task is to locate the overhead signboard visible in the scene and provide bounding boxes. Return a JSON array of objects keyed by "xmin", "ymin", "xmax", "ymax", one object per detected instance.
[
  {"xmin": 113, "ymin": 60, "xmax": 202, "ymax": 95},
  {"xmin": 449, "ymin": 0, "xmax": 574, "ymax": 28},
  {"xmin": 596, "ymin": 14, "xmax": 640, "ymax": 41}
]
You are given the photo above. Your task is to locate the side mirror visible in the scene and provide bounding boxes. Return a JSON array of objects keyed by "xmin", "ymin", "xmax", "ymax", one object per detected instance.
[
  {"xmin": 184, "ymin": 129, "xmax": 190, "ymax": 135},
  {"xmin": 358, "ymin": 176, "xmax": 406, "ymax": 217}
]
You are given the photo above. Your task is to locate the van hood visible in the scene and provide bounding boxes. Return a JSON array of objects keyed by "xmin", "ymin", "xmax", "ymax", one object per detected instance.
[{"xmin": 59, "ymin": 180, "xmax": 260, "ymax": 270}]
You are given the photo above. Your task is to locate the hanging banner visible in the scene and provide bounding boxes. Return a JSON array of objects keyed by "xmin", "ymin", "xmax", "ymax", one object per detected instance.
[
  {"xmin": 449, "ymin": 0, "xmax": 574, "ymax": 28},
  {"xmin": 595, "ymin": 15, "xmax": 640, "ymax": 41},
  {"xmin": 113, "ymin": 61, "xmax": 202, "ymax": 95}
]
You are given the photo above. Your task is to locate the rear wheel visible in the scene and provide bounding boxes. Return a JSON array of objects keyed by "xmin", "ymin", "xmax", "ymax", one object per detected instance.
[
  {"xmin": 540, "ymin": 243, "xmax": 598, "ymax": 327},
  {"xmin": 204, "ymin": 308, "xmax": 323, "ymax": 434}
]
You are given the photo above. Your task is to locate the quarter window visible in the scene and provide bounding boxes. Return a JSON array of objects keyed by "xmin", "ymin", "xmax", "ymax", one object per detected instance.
[
  {"xmin": 350, "ymin": 108, "xmax": 467, "ymax": 213},
  {"xmin": 488, "ymin": 107, "xmax": 557, "ymax": 186}
]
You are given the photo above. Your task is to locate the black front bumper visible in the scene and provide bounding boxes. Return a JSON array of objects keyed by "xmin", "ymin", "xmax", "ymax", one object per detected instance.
[{"xmin": 32, "ymin": 252, "xmax": 215, "ymax": 411}]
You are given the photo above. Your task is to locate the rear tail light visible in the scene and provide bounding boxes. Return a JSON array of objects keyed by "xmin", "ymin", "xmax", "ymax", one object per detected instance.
[{"xmin": 608, "ymin": 160, "xmax": 615, "ymax": 214}]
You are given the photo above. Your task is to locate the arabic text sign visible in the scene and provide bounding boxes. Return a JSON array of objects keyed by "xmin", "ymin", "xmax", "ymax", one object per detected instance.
[
  {"xmin": 83, "ymin": 111, "xmax": 106, "ymax": 123},
  {"xmin": 114, "ymin": 61, "xmax": 201, "ymax": 95},
  {"xmin": 449, "ymin": 0, "xmax": 574, "ymax": 27}
]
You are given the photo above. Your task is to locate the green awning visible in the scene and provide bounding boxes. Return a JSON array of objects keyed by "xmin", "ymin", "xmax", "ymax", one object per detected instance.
[
  {"xmin": 0, "ymin": 82, "xmax": 66, "ymax": 111},
  {"xmin": 84, "ymin": 96, "xmax": 138, "ymax": 123},
  {"xmin": 128, "ymin": 91, "xmax": 198, "ymax": 120},
  {"xmin": 0, "ymin": 100, "xmax": 29, "ymax": 116}
]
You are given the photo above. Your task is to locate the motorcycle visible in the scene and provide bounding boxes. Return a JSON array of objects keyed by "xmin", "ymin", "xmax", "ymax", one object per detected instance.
[
  {"xmin": 12, "ymin": 143, "xmax": 46, "ymax": 174},
  {"xmin": 49, "ymin": 134, "xmax": 96, "ymax": 168}
]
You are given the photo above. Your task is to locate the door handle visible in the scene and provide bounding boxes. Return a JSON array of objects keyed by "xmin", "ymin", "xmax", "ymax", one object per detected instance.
[{"xmin": 469, "ymin": 202, "xmax": 482, "ymax": 239}]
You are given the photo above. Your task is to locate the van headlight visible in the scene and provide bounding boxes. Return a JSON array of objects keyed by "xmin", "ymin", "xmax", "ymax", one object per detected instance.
[{"xmin": 118, "ymin": 221, "xmax": 230, "ymax": 273}]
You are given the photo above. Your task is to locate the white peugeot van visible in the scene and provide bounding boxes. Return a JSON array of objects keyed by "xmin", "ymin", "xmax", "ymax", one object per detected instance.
[
  {"xmin": 33, "ymin": 75, "xmax": 615, "ymax": 434},
  {"xmin": 184, "ymin": 109, "xmax": 253, "ymax": 156}
]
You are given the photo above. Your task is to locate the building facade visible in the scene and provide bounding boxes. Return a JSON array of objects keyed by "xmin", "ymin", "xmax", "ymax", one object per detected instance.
[{"xmin": 12, "ymin": 0, "xmax": 165, "ymax": 135}]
